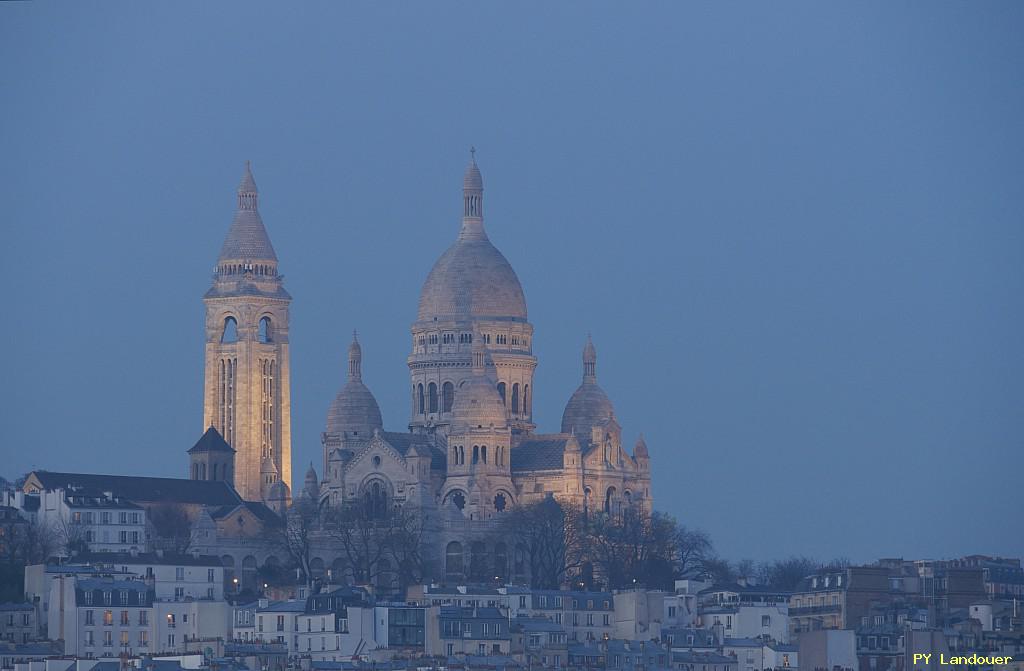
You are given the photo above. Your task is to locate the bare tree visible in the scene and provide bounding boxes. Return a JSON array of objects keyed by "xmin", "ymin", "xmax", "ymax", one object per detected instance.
[
  {"xmin": 759, "ymin": 556, "xmax": 820, "ymax": 590},
  {"xmin": 674, "ymin": 526, "xmax": 714, "ymax": 579},
  {"xmin": 324, "ymin": 502, "xmax": 427, "ymax": 593},
  {"xmin": 583, "ymin": 508, "xmax": 678, "ymax": 590},
  {"xmin": 56, "ymin": 517, "xmax": 89, "ymax": 557},
  {"xmin": 501, "ymin": 497, "xmax": 587, "ymax": 589},
  {"xmin": 148, "ymin": 503, "xmax": 194, "ymax": 553},
  {"xmin": 5, "ymin": 518, "xmax": 60, "ymax": 564},
  {"xmin": 275, "ymin": 497, "xmax": 319, "ymax": 588}
]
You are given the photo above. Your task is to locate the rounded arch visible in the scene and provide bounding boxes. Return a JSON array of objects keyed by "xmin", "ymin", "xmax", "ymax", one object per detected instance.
[
  {"xmin": 445, "ymin": 542, "xmax": 464, "ymax": 584},
  {"xmin": 221, "ymin": 316, "xmax": 239, "ymax": 344},
  {"xmin": 443, "ymin": 488, "xmax": 467, "ymax": 511},
  {"xmin": 493, "ymin": 489, "xmax": 513, "ymax": 512},
  {"xmin": 496, "ymin": 382, "xmax": 507, "ymax": 406},
  {"xmin": 221, "ymin": 555, "xmax": 236, "ymax": 592},
  {"xmin": 258, "ymin": 315, "xmax": 273, "ymax": 343},
  {"xmin": 417, "ymin": 384, "xmax": 425, "ymax": 415},
  {"xmin": 604, "ymin": 486, "xmax": 617, "ymax": 514},
  {"xmin": 442, "ymin": 381, "xmax": 455, "ymax": 414},
  {"xmin": 360, "ymin": 478, "xmax": 391, "ymax": 519},
  {"xmin": 428, "ymin": 382, "xmax": 438, "ymax": 414},
  {"xmin": 493, "ymin": 542, "xmax": 509, "ymax": 583},
  {"xmin": 511, "ymin": 383, "xmax": 520, "ymax": 414},
  {"xmin": 469, "ymin": 541, "xmax": 488, "ymax": 582},
  {"xmin": 241, "ymin": 555, "xmax": 258, "ymax": 592},
  {"xmin": 309, "ymin": 557, "xmax": 325, "ymax": 582}
]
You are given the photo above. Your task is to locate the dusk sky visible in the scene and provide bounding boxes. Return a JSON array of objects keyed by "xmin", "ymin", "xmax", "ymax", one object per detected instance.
[{"xmin": 2, "ymin": 2, "xmax": 1022, "ymax": 563}]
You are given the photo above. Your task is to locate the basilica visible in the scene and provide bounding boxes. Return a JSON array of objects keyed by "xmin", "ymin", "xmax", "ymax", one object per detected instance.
[{"xmin": 194, "ymin": 154, "xmax": 653, "ymax": 578}]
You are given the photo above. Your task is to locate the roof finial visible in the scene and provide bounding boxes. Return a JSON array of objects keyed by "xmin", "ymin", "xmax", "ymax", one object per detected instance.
[
  {"xmin": 583, "ymin": 334, "xmax": 597, "ymax": 382},
  {"xmin": 461, "ymin": 149, "xmax": 485, "ymax": 239},
  {"xmin": 470, "ymin": 146, "xmax": 476, "ymax": 161},
  {"xmin": 348, "ymin": 331, "xmax": 363, "ymax": 382}
]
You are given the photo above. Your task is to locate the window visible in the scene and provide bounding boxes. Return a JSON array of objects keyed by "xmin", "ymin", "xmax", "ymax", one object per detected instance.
[
  {"xmin": 762, "ymin": 615, "xmax": 771, "ymax": 627},
  {"xmin": 104, "ymin": 630, "xmax": 113, "ymax": 647},
  {"xmin": 139, "ymin": 631, "xmax": 148, "ymax": 647},
  {"xmin": 103, "ymin": 610, "xmax": 113, "ymax": 626},
  {"xmin": 103, "ymin": 592, "xmax": 111, "ymax": 606},
  {"xmin": 277, "ymin": 615, "xmax": 285, "ymax": 631},
  {"xmin": 121, "ymin": 611, "xmax": 129, "ymax": 625},
  {"xmin": 428, "ymin": 383, "xmax": 438, "ymax": 414},
  {"xmin": 84, "ymin": 592, "xmax": 93, "ymax": 606},
  {"xmin": 120, "ymin": 591, "xmax": 128, "ymax": 605},
  {"xmin": 120, "ymin": 530, "xmax": 127, "ymax": 543},
  {"xmin": 85, "ymin": 610, "xmax": 94, "ymax": 625},
  {"xmin": 120, "ymin": 512, "xmax": 128, "ymax": 524},
  {"xmin": 85, "ymin": 630, "xmax": 94, "ymax": 646},
  {"xmin": 176, "ymin": 567, "xmax": 185, "ymax": 581},
  {"xmin": 175, "ymin": 587, "xmax": 185, "ymax": 599},
  {"xmin": 139, "ymin": 611, "xmax": 148, "ymax": 626},
  {"xmin": 442, "ymin": 382, "xmax": 455, "ymax": 413}
]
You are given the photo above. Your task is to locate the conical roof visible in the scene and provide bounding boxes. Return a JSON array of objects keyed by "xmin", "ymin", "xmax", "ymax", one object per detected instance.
[
  {"xmin": 188, "ymin": 426, "xmax": 235, "ymax": 454},
  {"xmin": 218, "ymin": 162, "xmax": 278, "ymax": 263}
]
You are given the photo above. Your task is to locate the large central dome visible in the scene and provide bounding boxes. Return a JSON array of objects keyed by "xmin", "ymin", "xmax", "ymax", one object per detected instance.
[
  {"xmin": 416, "ymin": 155, "xmax": 527, "ymax": 323},
  {"xmin": 417, "ymin": 238, "xmax": 527, "ymax": 322}
]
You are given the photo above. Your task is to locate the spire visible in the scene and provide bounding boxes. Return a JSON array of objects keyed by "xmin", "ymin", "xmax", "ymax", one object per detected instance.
[
  {"xmin": 460, "ymin": 148, "xmax": 486, "ymax": 241},
  {"xmin": 583, "ymin": 334, "xmax": 597, "ymax": 382},
  {"xmin": 217, "ymin": 161, "xmax": 278, "ymax": 264},
  {"xmin": 471, "ymin": 332, "xmax": 486, "ymax": 373},
  {"xmin": 238, "ymin": 160, "xmax": 258, "ymax": 210},
  {"xmin": 348, "ymin": 330, "xmax": 362, "ymax": 381}
]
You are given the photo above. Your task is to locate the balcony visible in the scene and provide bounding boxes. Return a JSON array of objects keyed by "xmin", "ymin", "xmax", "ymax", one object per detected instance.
[{"xmin": 790, "ymin": 604, "xmax": 842, "ymax": 616}]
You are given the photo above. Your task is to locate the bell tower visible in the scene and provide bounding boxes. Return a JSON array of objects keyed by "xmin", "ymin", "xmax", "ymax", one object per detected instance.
[{"xmin": 202, "ymin": 162, "xmax": 293, "ymax": 502}]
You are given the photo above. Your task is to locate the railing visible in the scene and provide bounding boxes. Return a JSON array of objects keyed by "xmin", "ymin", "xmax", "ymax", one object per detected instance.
[{"xmin": 789, "ymin": 605, "xmax": 841, "ymax": 616}]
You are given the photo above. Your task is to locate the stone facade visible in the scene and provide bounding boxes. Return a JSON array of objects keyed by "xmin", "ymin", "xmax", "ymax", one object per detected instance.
[{"xmin": 316, "ymin": 154, "xmax": 653, "ymax": 580}]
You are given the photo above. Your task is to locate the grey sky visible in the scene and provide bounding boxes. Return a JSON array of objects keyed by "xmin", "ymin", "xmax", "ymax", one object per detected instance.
[{"xmin": 2, "ymin": 2, "xmax": 1022, "ymax": 562}]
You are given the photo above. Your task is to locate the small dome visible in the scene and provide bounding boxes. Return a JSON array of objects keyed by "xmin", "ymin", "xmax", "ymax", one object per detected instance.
[
  {"xmin": 268, "ymin": 479, "xmax": 290, "ymax": 502},
  {"xmin": 304, "ymin": 463, "xmax": 318, "ymax": 485},
  {"xmin": 561, "ymin": 381, "xmax": 615, "ymax": 438},
  {"xmin": 562, "ymin": 335, "xmax": 614, "ymax": 437},
  {"xmin": 326, "ymin": 379, "xmax": 383, "ymax": 437},
  {"xmin": 452, "ymin": 377, "xmax": 507, "ymax": 429}
]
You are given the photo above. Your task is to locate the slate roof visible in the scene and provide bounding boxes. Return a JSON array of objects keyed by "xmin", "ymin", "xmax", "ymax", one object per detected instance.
[
  {"xmin": 218, "ymin": 164, "xmax": 277, "ymax": 262},
  {"xmin": 210, "ymin": 501, "xmax": 282, "ymax": 526},
  {"xmin": 0, "ymin": 603, "xmax": 34, "ymax": 611},
  {"xmin": 382, "ymin": 431, "xmax": 446, "ymax": 470},
  {"xmin": 29, "ymin": 471, "xmax": 242, "ymax": 507},
  {"xmin": 188, "ymin": 426, "xmax": 235, "ymax": 453},
  {"xmin": 510, "ymin": 436, "xmax": 569, "ymax": 473}
]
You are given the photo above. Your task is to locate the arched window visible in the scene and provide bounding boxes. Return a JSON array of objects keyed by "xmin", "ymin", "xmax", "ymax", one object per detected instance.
[
  {"xmin": 442, "ymin": 382, "xmax": 455, "ymax": 413},
  {"xmin": 494, "ymin": 542, "xmax": 508, "ymax": 582},
  {"xmin": 417, "ymin": 384, "xmax": 425, "ymax": 415},
  {"xmin": 605, "ymin": 486, "xmax": 617, "ymax": 514},
  {"xmin": 364, "ymin": 481, "xmax": 388, "ymax": 520},
  {"xmin": 445, "ymin": 542, "xmax": 464, "ymax": 583},
  {"xmin": 241, "ymin": 555, "xmax": 258, "ymax": 592},
  {"xmin": 310, "ymin": 557, "xmax": 325, "ymax": 582},
  {"xmin": 258, "ymin": 317, "xmax": 272, "ymax": 343},
  {"xmin": 458, "ymin": 446, "xmax": 465, "ymax": 465},
  {"xmin": 469, "ymin": 541, "xmax": 488, "ymax": 582},
  {"xmin": 472, "ymin": 445, "xmax": 479, "ymax": 464},
  {"xmin": 221, "ymin": 555, "xmax": 235, "ymax": 592},
  {"xmin": 221, "ymin": 317, "xmax": 238, "ymax": 344},
  {"xmin": 200, "ymin": 463, "xmax": 207, "ymax": 480},
  {"xmin": 497, "ymin": 382, "xmax": 506, "ymax": 406},
  {"xmin": 192, "ymin": 463, "xmax": 198, "ymax": 480},
  {"xmin": 481, "ymin": 445, "xmax": 487, "ymax": 464},
  {"xmin": 494, "ymin": 493, "xmax": 507, "ymax": 512},
  {"xmin": 428, "ymin": 383, "xmax": 438, "ymax": 414},
  {"xmin": 511, "ymin": 384, "xmax": 520, "ymax": 414},
  {"xmin": 524, "ymin": 384, "xmax": 530, "ymax": 414}
]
